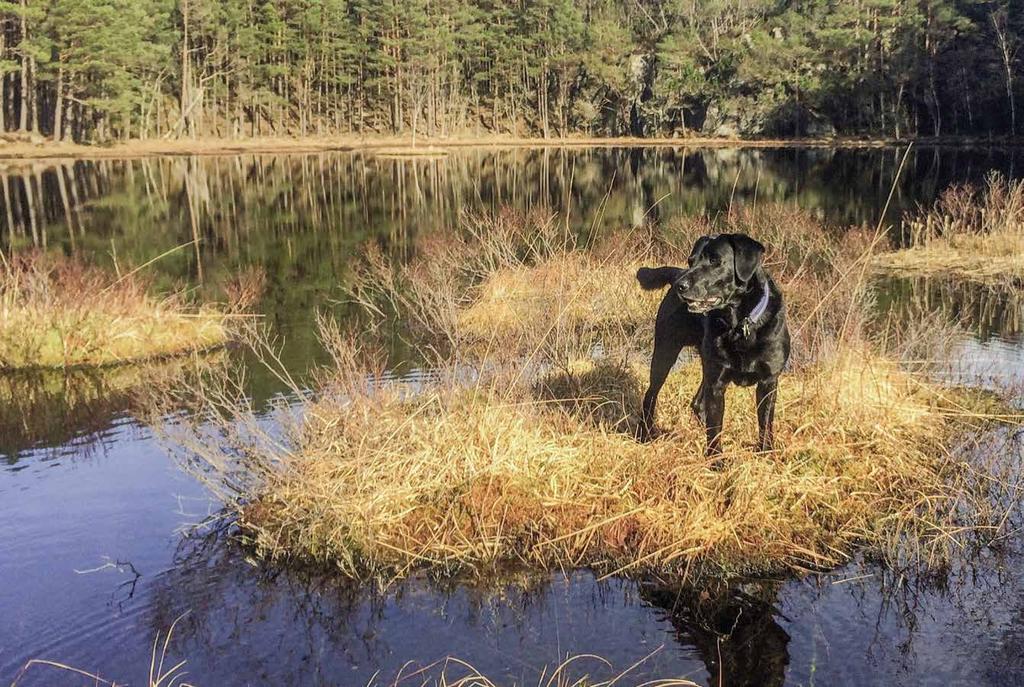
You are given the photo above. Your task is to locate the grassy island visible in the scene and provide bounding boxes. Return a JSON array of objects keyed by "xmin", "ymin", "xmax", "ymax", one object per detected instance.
[
  {"xmin": 0, "ymin": 252, "xmax": 244, "ymax": 370},
  {"xmin": 164, "ymin": 206, "xmax": 1021, "ymax": 582},
  {"xmin": 875, "ymin": 173, "xmax": 1024, "ymax": 285}
]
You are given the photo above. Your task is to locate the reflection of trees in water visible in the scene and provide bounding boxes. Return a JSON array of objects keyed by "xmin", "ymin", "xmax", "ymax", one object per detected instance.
[
  {"xmin": 7, "ymin": 147, "xmax": 1024, "ymax": 267},
  {"xmin": 0, "ymin": 354, "xmax": 223, "ymax": 464},
  {"xmin": 878, "ymin": 275, "xmax": 1024, "ymax": 341},
  {"xmin": 0, "ymin": 368, "xmax": 134, "ymax": 462}
]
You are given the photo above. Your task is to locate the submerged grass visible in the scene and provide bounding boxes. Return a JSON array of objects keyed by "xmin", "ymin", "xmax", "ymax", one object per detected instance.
[
  {"xmin": 14, "ymin": 643, "xmax": 696, "ymax": 687},
  {"xmin": 0, "ymin": 252, "xmax": 256, "ymax": 369},
  {"xmin": 161, "ymin": 204, "xmax": 1024, "ymax": 583},
  {"xmin": 875, "ymin": 172, "xmax": 1024, "ymax": 283}
]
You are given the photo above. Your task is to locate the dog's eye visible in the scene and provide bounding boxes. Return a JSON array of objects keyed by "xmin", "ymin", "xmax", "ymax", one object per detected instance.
[{"xmin": 710, "ymin": 256, "xmax": 721, "ymax": 267}]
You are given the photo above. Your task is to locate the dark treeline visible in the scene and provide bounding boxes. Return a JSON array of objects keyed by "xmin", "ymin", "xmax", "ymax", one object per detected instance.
[{"xmin": 1, "ymin": 0, "xmax": 1023, "ymax": 142}]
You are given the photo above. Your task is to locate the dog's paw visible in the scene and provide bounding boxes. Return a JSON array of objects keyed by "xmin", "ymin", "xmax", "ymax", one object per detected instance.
[{"xmin": 634, "ymin": 424, "xmax": 658, "ymax": 443}]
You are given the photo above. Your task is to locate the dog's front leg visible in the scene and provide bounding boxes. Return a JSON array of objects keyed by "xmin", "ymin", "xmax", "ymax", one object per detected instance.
[
  {"xmin": 690, "ymin": 378, "xmax": 707, "ymax": 427},
  {"xmin": 702, "ymin": 370, "xmax": 728, "ymax": 456},
  {"xmin": 755, "ymin": 377, "xmax": 779, "ymax": 452}
]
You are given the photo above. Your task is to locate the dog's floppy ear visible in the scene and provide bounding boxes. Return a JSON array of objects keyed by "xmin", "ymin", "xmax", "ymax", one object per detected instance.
[{"xmin": 725, "ymin": 234, "xmax": 765, "ymax": 283}]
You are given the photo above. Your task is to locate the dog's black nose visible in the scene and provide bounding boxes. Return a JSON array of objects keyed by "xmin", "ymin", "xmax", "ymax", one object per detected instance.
[{"xmin": 676, "ymin": 278, "xmax": 690, "ymax": 291}]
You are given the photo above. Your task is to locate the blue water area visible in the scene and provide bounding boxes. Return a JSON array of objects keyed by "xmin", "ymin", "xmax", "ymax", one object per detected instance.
[{"xmin": 3, "ymin": 146, "xmax": 1024, "ymax": 686}]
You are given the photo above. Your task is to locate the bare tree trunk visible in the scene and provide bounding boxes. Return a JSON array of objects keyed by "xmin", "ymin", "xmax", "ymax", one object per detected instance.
[
  {"xmin": 992, "ymin": 9, "xmax": 1019, "ymax": 136},
  {"xmin": 28, "ymin": 54, "xmax": 36, "ymax": 132},
  {"xmin": 18, "ymin": 0, "xmax": 28, "ymax": 132},
  {"xmin": 180, "ymin": 0, "xmax": 193, "ymax": 138},
  {"xmin": 0, "ymin": 29, "xmax": 7, "ymax": 133},
  {"xmin": 53, "ymin": 59, "xmax": 64, "ymax": 140}
]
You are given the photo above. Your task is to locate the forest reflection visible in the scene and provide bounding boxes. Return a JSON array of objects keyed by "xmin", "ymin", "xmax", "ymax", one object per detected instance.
[
  {"xmin": 878, "ymin": 275, "xmax": 1024, "ymax": 342},
  {"xmin": 5, "ymin": 146, "xmax": 1024, "ymax": 275}
]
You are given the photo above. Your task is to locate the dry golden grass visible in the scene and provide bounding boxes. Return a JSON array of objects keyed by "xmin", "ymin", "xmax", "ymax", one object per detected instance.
[
  {"xmin": 363, "ymin": 654, "xmax": 699, "ymax": 687},
  {"xmin": 226, "ymin": 340, "xmax": 1008, "ymax": 581},
  {"xmin": 0, "ymin": 252, "xmax": 251, "ymax": 369},
  {"xmin": 159, "ymin": 205, "xmax": 1023, "ymax": 584},
  {"xmin": 875, "ymin": 172, "xmax": 1024, "ymax": 282},
  {"xmin": 457, "ymin": 253, "xmax": 659, "ymax": 343}
]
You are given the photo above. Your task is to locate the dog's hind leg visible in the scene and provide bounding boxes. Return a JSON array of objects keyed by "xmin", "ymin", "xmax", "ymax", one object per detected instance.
[
  {"xmin": 639, "ymin": 335, "xmax": 686, "ymax": 442},
  {"xmin": 755, "ymin": 377, "xmax": 779, "ymax": 452}
]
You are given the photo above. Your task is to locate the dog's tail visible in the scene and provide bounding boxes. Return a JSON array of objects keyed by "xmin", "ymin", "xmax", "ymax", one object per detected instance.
[{"xmin": 636, "ymin": 266, "xmax": 683, "ymax": 291}]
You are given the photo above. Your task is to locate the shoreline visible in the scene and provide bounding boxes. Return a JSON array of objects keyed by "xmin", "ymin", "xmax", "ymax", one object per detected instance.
[{"xmin": 0, "ymin": 133, "xmax": 1021, "ymax": 164}]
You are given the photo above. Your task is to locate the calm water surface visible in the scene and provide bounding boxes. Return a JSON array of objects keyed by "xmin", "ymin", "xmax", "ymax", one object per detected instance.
[{"xmin": 2, "ymin": 146, "xmax": 1024, "ymax": 686}]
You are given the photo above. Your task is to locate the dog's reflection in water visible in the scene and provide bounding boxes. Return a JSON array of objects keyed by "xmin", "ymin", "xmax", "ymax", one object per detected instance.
[{"xmin": 641, "ymin": 579, "xmax": 790, "ymax": 687}]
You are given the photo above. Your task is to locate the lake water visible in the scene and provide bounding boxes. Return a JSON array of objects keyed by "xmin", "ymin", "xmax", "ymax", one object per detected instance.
[{"xmin": 2, "ymin": 146, "xmax": 1024, "ymax": 686}]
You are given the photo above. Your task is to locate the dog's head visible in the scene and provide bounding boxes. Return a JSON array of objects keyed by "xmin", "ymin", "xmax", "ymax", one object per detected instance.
[{"xmin": 672, "ymin": 233, "xmax": 765, "ymax": 313}]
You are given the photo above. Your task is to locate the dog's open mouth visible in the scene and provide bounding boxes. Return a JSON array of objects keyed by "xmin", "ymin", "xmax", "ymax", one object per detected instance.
[{"xmin": 683, "ymin": 296, "xmax": 722, "ymax": 313}]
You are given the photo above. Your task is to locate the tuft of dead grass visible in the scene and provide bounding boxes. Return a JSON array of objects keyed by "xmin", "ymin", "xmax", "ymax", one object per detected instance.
[
  {"xmin": 875, "ymin": 172, "xmax": 1024, "ymax": 283},
  {"xmin": 159, "ymin": 206, "xmax": 1023, "ymax": 583},
  {"xmin": 0, "ymin": 252, "xmax": 249, "ymax": 369},
  {"xmin": 363, "ymin": 653, "xmax": 700, "ymax": 687},
  {"xmin": 457, "ymin": 253, "xmax": 658, "ymax": 343}
]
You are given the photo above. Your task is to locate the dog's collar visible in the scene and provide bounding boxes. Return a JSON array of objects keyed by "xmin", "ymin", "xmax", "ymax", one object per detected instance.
[{"xmin": 739, "ymin": 280, "xmax": 771, "ymax": 338}]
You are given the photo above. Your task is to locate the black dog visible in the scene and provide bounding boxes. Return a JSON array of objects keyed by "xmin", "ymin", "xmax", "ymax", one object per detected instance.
[{"xmin": 636, "ymin": 233, "xmax": 790, "ymax": 455}]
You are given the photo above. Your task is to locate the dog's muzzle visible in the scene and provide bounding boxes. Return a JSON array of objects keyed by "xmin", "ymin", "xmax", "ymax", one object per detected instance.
[{"xmin": 680, "ymin": 294, "xmax": 722, "ymax": 313}]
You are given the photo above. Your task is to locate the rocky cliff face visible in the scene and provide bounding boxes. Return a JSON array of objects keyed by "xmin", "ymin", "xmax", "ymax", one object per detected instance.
[{"xmin": 701, "ymin": 99, "xmax": 836, "ymax": 138}]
